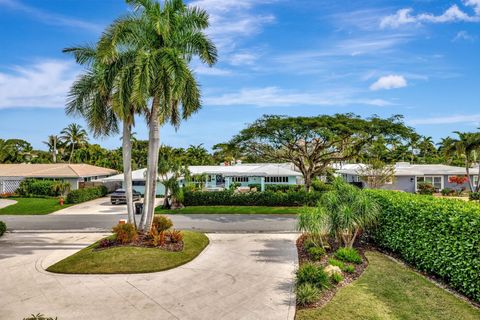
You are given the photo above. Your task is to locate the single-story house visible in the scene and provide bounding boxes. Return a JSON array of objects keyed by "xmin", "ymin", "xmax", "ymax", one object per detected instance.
[
  {"xmin": 337, "ymin": 162, "xmax": 479, "ymax": 193},
  {"xmin": 101, "ymin": 163, "xmax": 303, "ymax": 195},
  {"xmin": 0, "ymin": 163, "xmax": 117, "ymax": 194}
]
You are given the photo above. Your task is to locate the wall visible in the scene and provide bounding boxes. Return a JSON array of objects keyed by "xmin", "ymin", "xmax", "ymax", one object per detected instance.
[{"xmin": 123, "ymin": 181, "xmax": 165, "ymax": 196}]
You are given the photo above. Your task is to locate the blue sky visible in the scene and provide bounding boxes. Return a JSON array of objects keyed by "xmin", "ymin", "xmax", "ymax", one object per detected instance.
[{"xmin": 0, "ymin": 0, "xmax": 479, "ymax": 151}]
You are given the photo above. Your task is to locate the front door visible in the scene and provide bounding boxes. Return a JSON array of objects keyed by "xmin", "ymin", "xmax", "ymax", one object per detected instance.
[{"xmin": 216, "ymin": 175, "xmax": 225, "ymax": 187}]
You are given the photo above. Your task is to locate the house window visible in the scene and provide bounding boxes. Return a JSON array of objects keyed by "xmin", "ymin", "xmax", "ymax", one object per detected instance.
[
  {"xmin": 265, "ymin": 176, "xmax": 289, "ymax": 183},
  {"xmin": 416, "ymin": 176, "xmax": 442, "ymax": 190},
  {"xmin": 232, "ymin": 176, "xmax": 248, "ymax": 182}
]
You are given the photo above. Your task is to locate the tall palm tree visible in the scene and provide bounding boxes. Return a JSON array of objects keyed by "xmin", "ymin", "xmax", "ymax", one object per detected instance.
[
  {"xmin": 60, "ymin": 123, "xmax": 88, "ymax": 163},
  {"xmin": 63, "ymin": 44, "xmax": 139, "ymax": 224},
  {"xmin": 43, "ymin": 135, "xmax": 60, "ymax": 163},
  {"xmin": 97, "ymin": 0, "xmax": 217, "ymax": 232}
]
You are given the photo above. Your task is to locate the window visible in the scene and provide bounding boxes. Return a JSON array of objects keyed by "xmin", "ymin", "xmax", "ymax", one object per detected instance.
[
  {"xmin": 265, "ymin": 176, "xmax": 289, "ymax": 183},
  {"xmin": 132, "ymin": 181, "xmax": 145, "ymax": 186},
  {"xmin": 232, "ymin": 176, "xmax": 248, "ymax": 182},
  {"xmin": 473, "ymin": 175, "xmax": 479, "ymax": 186},
  {"xmin": 416, "ymin": 176, "xmax": 442, "ymax": 190}
]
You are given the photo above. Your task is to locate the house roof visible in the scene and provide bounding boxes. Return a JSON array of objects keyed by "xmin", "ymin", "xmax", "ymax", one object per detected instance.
[
  {"xmin": 102, "ymin": 163, "xmax": 302, "ymax": 182},
  {"xmin": 0, "ymin": 164, "xmax": 117, "ymax": 178},
  {"xmin": 336, "ymin": 162, "xmax": 476, "ymax": 177}
]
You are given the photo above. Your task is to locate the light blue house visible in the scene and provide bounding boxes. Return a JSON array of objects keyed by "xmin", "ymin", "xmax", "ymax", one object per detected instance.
[{"xmin": 101, "ymin": 163, "xmax": 303, "ymax": 195}]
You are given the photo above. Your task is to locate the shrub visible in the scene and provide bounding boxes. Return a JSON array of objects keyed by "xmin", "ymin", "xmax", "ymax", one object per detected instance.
[
  {"xmin": 334, "ymin": 248, "xmax": 362, "ymax": 264},
  {"xmin": 303, "ymin": 237, "xmax": 316, "ymax": 251},
  {"xmin": 266, "ymin": 184, "xmax": 303, "ymax": 192},
  {"xmin": 311, "ymin": 179, "xmax": 332, "ymax": 192},
  {"xmin": 296, "ymin": 262, "xmax": 330, "ymax": 289},
  {"xmin": 0, "ymin": 221, "xmax": 6, "ymax": 237},
  {"xmin": 470, "ymin": 192, "xmax": 480, "ymax": 201},
  {"xmin": 343, "ymin": 265, "xmax": 355, "ymax": 273},
  {"xmin": 98, "ymin": 238, "xmax": 115, "ymax": 248},
  {"xmin": 166, "ymin": 229, "xmax": 183, "ymax": 243},
  {"xmin": 152, "ymin": 215, "xmax": 173, "ymax": 232},
  {"xmin": 330, "ymin": 272, "xmax": 344, "ymax": 284},
  {"xmin": 296, "ymin": 283, "xmax": 320, "ymax": 306},
  {"xmin": 307, "ymin": 246, "xmax": 326, "ymax": 260},
  {"xmin": 149, "ymin": 229, "xmax": 166, "ymax": 247},
  {"xmin": 417, "ymin": 182, "xmax": 434, "ymax": 195},
  {"xmin": 367, "ymin": 189, "xmax": 480, "ymax": 302},
  {"xmin": 184, "ymin": 190, "xmax": 322, "ymax": 207},
  {"xmin": 0, "ymin": 192, "xmax": 15, "ymax": 198},
  {"xmin": 17, "ymin": 179, "xmax": 59, "ymax": 197},
  {"xmin": 112, "ymin": 223, "xmax": 138, "ymax": 244},
  {"xmin": 66, "ymin": 186, "xmax": 108, "ymax": 204},
  {"xmin": 328, "ymin": 258, "xmax": 345, "ymax": 269},
  {"xmin": 441, "ymin": 188, "xmax": 454, "ymax": 196}
]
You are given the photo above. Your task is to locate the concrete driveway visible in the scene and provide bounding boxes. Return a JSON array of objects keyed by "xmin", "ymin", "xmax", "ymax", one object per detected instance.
[
  {"xmin": 0, "ymin": 232, "xmax": 297, "ymax": 320},
  {"xmin": 52, "ymin": 197, "xmax": 163, "ymax": 215}
]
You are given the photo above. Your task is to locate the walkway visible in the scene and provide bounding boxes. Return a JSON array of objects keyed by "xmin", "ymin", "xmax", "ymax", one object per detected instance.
[{"xmin": 0, "ymin": 232, "xmax": 298, "ymax": 320}]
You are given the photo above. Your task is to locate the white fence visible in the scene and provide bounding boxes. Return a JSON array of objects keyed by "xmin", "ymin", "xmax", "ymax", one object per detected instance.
[{"xmin": 0, "ymin": 178, "xmax": 23, "ymax": 194}]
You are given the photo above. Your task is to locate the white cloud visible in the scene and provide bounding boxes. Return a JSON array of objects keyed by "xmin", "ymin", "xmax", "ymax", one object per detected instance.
[
  {"xmin": 204, "ymin": 86, "xmax": 393, "ymax": 107},
  {"xmin": 409, "ymin": 114, "xmax": 480, "ymax": 125},
  {"xmin": 370, "ymin": 75, "xmax": 407, "ymax": 91},
  {"xmin": 0, "ymin": 60, "xmax": 78, "ymax": 109},
  {"xmin": 0, "ymin": 0, "xmax": 103, "ymax": 32},
  {"xmin": 453, "ymin": 30, "xmax": 477, "ymax": 41},
  {"xmin": 380, "ymin": 3, "xmax": 480, "ymax": 29},
  {"xmin": 229, "ymin": 52, "xmax": 259, "ymax": 66},
  {"xmin": 194, "ymin": 65, "xmax": 232, "ymax": 76}
]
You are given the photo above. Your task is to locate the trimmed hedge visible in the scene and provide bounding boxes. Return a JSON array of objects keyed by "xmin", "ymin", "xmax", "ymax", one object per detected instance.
[
  {"xmin": 66, "ymin": 186, "xmax": 108, "ymax": 204},
  {"xmin": 184, "ymin": 190, "xmax": 321, "ymax": 207},
  {"xmin": 366, "ymin": 190, "xmax": 480, "ymax": 302},
  {"xmin": 17, "ymin": 179, "xmax": 59, "ymax": 197},
  {"xmin": 0, "ymin": 221, "xmax": 6, "ymax": 237}
]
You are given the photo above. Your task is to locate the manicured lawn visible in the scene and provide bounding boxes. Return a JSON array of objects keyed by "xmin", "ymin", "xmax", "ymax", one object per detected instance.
[
  {"xmin": 296, "ymin": 251, "xmax": 480, "ymax": 320},
  {"xmin": 0, "ymin": 197, "xmax": 72, "ymax": 215},
  {"xmin": 155, "ymin": 205, "xmax": 303, "ymax": 214},
  {"xmin": 47, "ymin": 231, "xmax": 209, "ymax": 274}
]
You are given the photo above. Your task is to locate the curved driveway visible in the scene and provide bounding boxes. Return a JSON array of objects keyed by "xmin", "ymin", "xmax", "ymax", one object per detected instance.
[{"xmin": 0, "ymin": 232, "xmax": 298, "ymax": 320}]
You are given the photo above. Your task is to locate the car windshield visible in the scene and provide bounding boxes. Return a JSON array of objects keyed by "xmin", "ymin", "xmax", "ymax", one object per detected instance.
[{"xmin": 114, "ymin": 190, "xmax": 125, "ymax": 194}]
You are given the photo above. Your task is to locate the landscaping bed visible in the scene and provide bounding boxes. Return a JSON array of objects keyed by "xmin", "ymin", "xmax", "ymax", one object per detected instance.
[{"xmin": 156, "ymin": 205, "xmax": 302, "ymax": 214}]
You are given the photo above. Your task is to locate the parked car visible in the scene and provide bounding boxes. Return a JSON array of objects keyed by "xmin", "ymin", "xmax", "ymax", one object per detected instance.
[{"xmin": 110, "ymin": 189, "xmax": 142, "ymax": 205}]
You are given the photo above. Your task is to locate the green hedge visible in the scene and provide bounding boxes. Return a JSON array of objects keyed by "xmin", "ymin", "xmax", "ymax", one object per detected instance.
[
  {"xmin": 366, "ymin": 190, "xmax": 480, "ymax": 302},
  {"xmin": 66, "ymin": 186, "xmax": 108, "ymax": 204},
  {"xmin": 184, "ymin": 190, "xmax": 321, "ymax": 207},
  {"xmin": 17, "ymin": 179, "xmax": 59, "ymax": 197},
  {"xmin": 0, "ymin": 221, "xmax": 6, "ymax": 237}
]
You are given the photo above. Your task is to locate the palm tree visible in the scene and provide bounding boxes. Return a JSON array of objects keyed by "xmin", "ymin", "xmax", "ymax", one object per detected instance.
[
  {"xmin": 185, "ymin": 144, "xmax": 212, "ymax": 165},
  {"xmin": 63, "ymin": 44, "xmax": 139, "ymax": 224},
  {"xmin": 43, "ymin": 135, "xmax": 60, "ymax": 163},
  {"xmin": 60, "ymin": 123, "xmax": 88, "ymax": 163},
  {"xmin": 97, "ymin": 0, "xmax": 217, "ymax": 232}
]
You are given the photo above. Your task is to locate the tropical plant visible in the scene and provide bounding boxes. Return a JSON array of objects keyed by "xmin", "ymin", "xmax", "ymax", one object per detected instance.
[
  {"xmin": 296, "ymin": 283, "xmax": 320, "ymax": 306},
  {"xmin": 297, "ymin": 207, "xmax": 330, "ymax": 250},
  {"xmin": 152, "ymin": 215, "xmax": 173, "ymax": 232},
  {"xmin": 334, "ymin": 247, "xmax": 362, "ymax": 264},
  {"xmin": 296, "ymin": 262, "xmax": 330, "ymax": 290},
  {"xmin": 43, "ymin": 135, "xmax": 60, "ymax": 163},
  {"xmin": 60, "ymin": 123, "xmax": 88, "ymax": 163},
  {"xmin": 96, "ymin": 0, "xmax": 217, "ymax": 232},
  {"xmin": 112, "ymin": 222, "xmax": 138, "ymax": 244}
]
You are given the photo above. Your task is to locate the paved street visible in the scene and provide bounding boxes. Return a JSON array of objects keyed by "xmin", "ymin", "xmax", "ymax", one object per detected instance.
[{"xmin": 0, "ymin": 232, "xmax": 298, "ymax": 320}]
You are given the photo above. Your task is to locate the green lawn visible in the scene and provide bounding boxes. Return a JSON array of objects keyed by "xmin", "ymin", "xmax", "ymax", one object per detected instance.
[
  {"xmin": 296, "ymin": 251, "xmax": 480, "ymax": 320},
  {"xmin": 0, "ymin": 197, "xmax": 72, "ymax": 215},
  {"xmin": 47, "ymin": 231, "xmax": 209, "ymax": 274},
  {"xmin": 155, "ymin": 205, "xmax": 303, "ymax": 214}
]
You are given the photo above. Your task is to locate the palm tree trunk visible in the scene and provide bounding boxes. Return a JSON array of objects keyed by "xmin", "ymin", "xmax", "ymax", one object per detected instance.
[
  {"xmin": 139, "ymin": 97, "xmax": 160, "ymax": 232},
  {"xmin": 122, "ymin": 120, "xmax": 135, "ymax": 225},
  {"xmin": 69, "ymin": 143, "xmax": 75, "ymax": 163},
  {"xmin": 53, "ymin": 139, "xmax": 57, "ymax": 163},
  {"xmin": 466, "ymin": 160, "xmax": 474, "ymax": 192}
]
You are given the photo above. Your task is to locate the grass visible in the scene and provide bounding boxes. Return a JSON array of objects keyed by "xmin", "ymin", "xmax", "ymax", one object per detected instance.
[
  {"xmin": 47, "ymin": 231, "xmax": 209, "ymax": 274},
  {"xmin": 296, "ymin": 251, "xmax": 480, "ymax": 320},
  {"xmin": 155, "ymin": 205, "xmax": 302, "ymax": 214},
  {"xmin": 0, "ymin": 197, "xmax": 72, "ymax": 215}
]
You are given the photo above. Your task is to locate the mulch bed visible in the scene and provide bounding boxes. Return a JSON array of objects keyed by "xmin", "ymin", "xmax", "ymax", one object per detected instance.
[
  {"xmin": 296, "ymin": 234, "xmax": 370, "ymax": 310},
  {"xmin": 94, "ymin": 233, "xmax": 184, "ymax": 252}
]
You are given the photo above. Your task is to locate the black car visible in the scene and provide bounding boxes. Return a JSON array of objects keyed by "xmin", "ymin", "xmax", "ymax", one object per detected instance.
[{"xmin": 110, "ymin": 189, "xmax": 142, "ymax": 205}]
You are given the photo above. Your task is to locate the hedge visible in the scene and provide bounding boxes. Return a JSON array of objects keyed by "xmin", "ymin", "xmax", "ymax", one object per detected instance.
[
  {"xmin": 0, "ymin": 221, "xmax": 6, "ymax": 237},
  {"xmin": 17, "ymin": 179, "xmax": 59, "ymax": 197},
  {"xmin": 66, "ymin": 186, "xmax": 108, "ymax": 204},
  {"xmin": 366, "ymin": 190, "xmax": 480, "ymax": 302},
  {"xmin": 184, "ymin": 190, "xmax": 321, "ymax": 207}
]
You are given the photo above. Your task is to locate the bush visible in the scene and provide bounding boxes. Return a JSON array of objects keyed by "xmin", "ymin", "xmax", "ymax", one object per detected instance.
[
  {"xmin": 66, "ymin": 186, "xmax": 108, "ymax": 204},
  {"xmin": 152, "ymin": 215, "xmax": 173, "ymax": 232},
  {"xmin": 470, "ymin": 192, "xmax": 480, "ymax": 201},
  {"xmin": 184, "ymin": 190, "xmax": 321, "ymax": 207},
  {"xmin": 367, "ymin": 189, "xmax": 480, "ymax": 302},
  {"xmin": 303, "ymin": 237, "xmax": 316, "ymax": 251},
  {"xmin": 17, "ymin": 179, "xmax": 59, "ymax": 197},
  {"xmin": 98, "ymin": 238, "xmax": 115, "ymax": 248},
  {"xmin": 311, "ymin": 179, "xmax": 332, "ymax": 192},
  {"xmin": 330, "ymin": 272, "xmax": 344, "ymax": 284},
  {"xmin": 334, "ymin": 248, "xmax": 362, "ymax": 264},
  {"xmin": 328, "ymin": 258, "xmax": 345, "ymax": 269},
  {"xmin": 166, "ymin": 229, "xmax": 183, "ymax": 243},
  {"xmin": 149, "ymin": 229, "xmax": 166, "ymax": 247},
  {"xmin": 265, "ymin": 184, "xmax": 303, "ymax": 192},
  {"xmin": 296, "ymin": 262, "xmax": 330, "ymax": 289},
  {"xmin": 343, "ymin": 265, "xmax": 355, "ymax": 273},
  {"xmin": 112, "ymin": 223, "xmax": 138, "ymax": 244},
  {"xmin": 441, "ymin": 188, "xmax": 454, "ymax": 196},
  {"xmin": 296, "ymin": 283, "xmax": 320, "ymax": 306},
  {"xmin": 417, "ymin": 182, "xmax": 434, "ymax": 195},
  {"xmin": 0, "ymin": 221, "xmax": 6, "ymax": 237},
  {"xmin": 307, "ymin": 246, "xmax": 326, "ymax": 260}
]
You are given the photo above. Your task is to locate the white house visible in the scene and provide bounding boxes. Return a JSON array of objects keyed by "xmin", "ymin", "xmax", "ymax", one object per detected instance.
[
  {"xmin": 101, "ymin": 163, "xmax": 303, "ymax": 195},
  {"xmin": 0, "ymin": 163, "xmax": 117, "ymax": 194}
]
